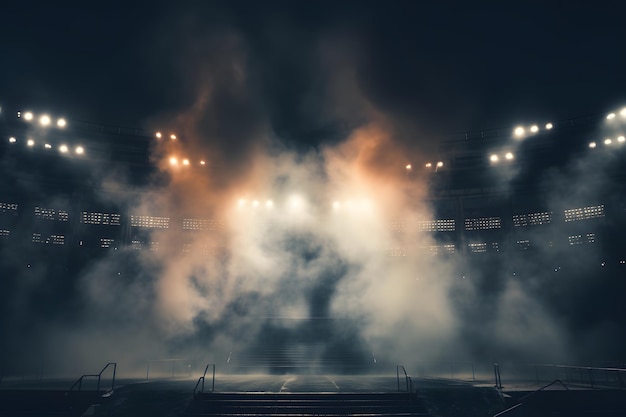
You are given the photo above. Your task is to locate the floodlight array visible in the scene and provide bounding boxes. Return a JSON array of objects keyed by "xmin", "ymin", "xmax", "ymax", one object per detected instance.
[
  {"xmin": 6, "ymin": 135, "xmax": 86, "ymax": 156},
  {"xmin": 513, "ymin": 122, "xmax": 553, "ymax": 139},
  {"xmin": 17, "ymin": 111, "xmax": 67, "ymax": 129}
]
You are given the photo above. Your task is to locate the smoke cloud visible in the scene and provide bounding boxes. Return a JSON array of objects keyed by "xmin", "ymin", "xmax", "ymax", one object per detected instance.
[{"xmin": 1, "ymin": 4, "xmax": 625, "ymax": 380}]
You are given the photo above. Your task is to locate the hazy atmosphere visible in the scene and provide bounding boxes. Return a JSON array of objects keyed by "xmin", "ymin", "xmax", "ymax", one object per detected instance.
[{"xmin": 1, "ymin": 1, "xmax": 625, "ymax": 378}]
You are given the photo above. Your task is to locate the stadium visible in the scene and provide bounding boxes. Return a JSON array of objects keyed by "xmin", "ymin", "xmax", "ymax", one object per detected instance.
[{"xmin": 1, "ymin": 101, "xmax": 626, "ymax": 416}]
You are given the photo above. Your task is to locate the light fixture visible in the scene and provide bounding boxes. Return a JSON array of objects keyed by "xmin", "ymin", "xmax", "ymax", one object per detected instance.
[
  {"xmin": 505, "ymin": 152, "xmax": 514, "ymax": 160},
  {"xmin": 39, "ymin": 115, "xmax": 51, "ymax": 126},
  {"xmin": 545, "ymin": 122, "xmax": 553, "ymax": 130},
  {"xmin": 589, "ymin": 142, "xmax": 596, "ymax": 148},
  {"xmin": 514, "ymin": 126, "xmax": 525, "ymax": 137},
  {"xmin": 530, "ymin": 125, "xmax": 539, "ymax": 133},
  {"xmin": 9, "ymin": 137, "xmax": 16, "ymax": 143},
  {"xmin": 56, "ymin": 118, "xmax": 66, "ymax": 128},
  {"xmin": 75, "ymin": 146, "xmax": 84, "ymax": 154},
  {"xmin": 59, "ymin": 144, "xmax": 69, "ymax": 153},
  {"xmin": 604, "ymin": 138, "xmax": 612, "ymax": 145},
  {"xmin": 27, "ymin": 139, "xmax": 35, "ymax": 147},
  {"xmin": 607, "ymin": 113, "xmax": 616, "ymax": 120},
  {"xmin": 155, "ymin": 132, "xmax": 162, "ymax": 139},
  {"xmin": 490, "ymin": 154, "xmax": 499, "ymax": 163},
  {"xmin": 24, "ymin": 112, "xmax": 34, "ymax": 121}
]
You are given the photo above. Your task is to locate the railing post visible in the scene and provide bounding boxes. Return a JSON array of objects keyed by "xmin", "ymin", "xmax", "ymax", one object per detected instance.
[
  {"xmin": 212, "ymin": 364, "xmax": 215, "ymax": 392},
  {"xmin": 397, "ymin": 366, "xmax": 400, "ymax": 392},
  {"xmin": 494, "ymin": 363, "xmax": 502, "ymax": 390}
]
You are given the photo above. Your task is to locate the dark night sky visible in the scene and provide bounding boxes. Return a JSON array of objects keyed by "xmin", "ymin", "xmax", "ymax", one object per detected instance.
[{"xmin": 1, "ymin": 1, "xmax": 625, "ymax": 144}]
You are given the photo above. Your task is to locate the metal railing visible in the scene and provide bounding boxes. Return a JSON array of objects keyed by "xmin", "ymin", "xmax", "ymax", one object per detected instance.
[
  {"xmin": 531, "ymin": 363, "xmax": 626, "ymax": 389},
  {"xmin": 492, "ymin": 379, "xmax": 569, "ymax": 417},
  {"xmin": 193, "ymin": 363, "xmax": 215, "ymax": 396},
  {"xmin": 494, "ymin": 363, "xmax": 502, "ymax": 390},
  {"xmin": 396, "ymin": 365, "xmax": 415, "ymax": 393},
  {"xmin": 67, "ymin": 362, "xmax": 116, "ymax": 393}
]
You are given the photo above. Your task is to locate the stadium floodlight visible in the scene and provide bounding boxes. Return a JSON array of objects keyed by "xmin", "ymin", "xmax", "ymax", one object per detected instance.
[
  {"xmin": 545, "ymin": 122, "xmax": 553, "ymax": 130},
  {"xmin": 56, "ymin": 118, "xmax": 66, "ymax": 128},
  {"xmin": 589, "ymin": 142, "xmax": 596, "ymax": 148},
  {"xmin": 490, "ymin": 154, "xmax": 499, "ymax": 163},
  {"xmin": 44, "ymin": 143, "xmax": 52, "ymax": 149},
  {"xmin": 155, "ymin": 132, "xmax": 162, "ymax": 139},
  {"xmin": 59, "ymin": 144, "xmax": 69, "ymax": 153},
  {"xmin": 265, "ymin": 200, "xmax": 274, "ymax": 209},
  {"xmin": 604, "ymin": 138, "xmax": 612, "ymax": 145},
  {"xmin": 75, "ymin": 146, "xmax": 84, "ymax": 155},
  {"xmin": 24, "ymin": 112, "xmax": 34, "ymax": 121},
  {"xmin": 505, "ymin": 152, "xmax": 514, "ymax": 160},
  {"xmin": 9, "ymin": 137, "xmax": 16, "ymax": 143},
  {"xmin": 27, "ymin": 139, "xmax": 35, "ymax": 147},
  {"xmin": 530, "ymin": 125, "xmax": 539, "ymax": 133},
  {"xmin": 620, "ymin": 108, "xmax": 626, "ymax": 117},
  {"xmin": 514, "ymin": 126, "xmax": 525, "ymax": 137},
  {"xmin": 170, "ymin": 134, "xmax": 177, "ymax": 140},
  {"xmin": 169, "ymin": 156, "xmax": 178, "ymax": 165},
  {"xmin": 607, "ymin": 113, "xmax": 616, "ymax": 120},
  {"xmin": 39, "ymin": 115, "xmax": 51, "ymax": 126},
  {"xmin": 182, "ymin": 159, "xmax": 190, "ymax": 166},
  {"xmin": 618, "ymin": 135, "xmax": 625, "ymax": 143},
  {"xmin": 425, "ymin": 162, "xmax": 432, "ymax": 168}
]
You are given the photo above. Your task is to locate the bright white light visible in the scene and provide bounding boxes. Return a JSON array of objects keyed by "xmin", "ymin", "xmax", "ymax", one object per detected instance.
[
  {"xmin": 75, "ymin": 146, "xmax": 84, "ymax": 155},
  {"xmin": 238, "ymin": 199, "xmax": 246, "ymax": 207},
  {"xmin": 182, "ymin": 159, "xmax": 190, "ymax": 166},
  {"xmin": 490, "ymin": 154, "xmax": 499, "ymax": 162},
  {"xmin": 436, "ymin": 161, "xmax": 444, "ymax": 168},
  {"xmin": 620, "ymin": 108, "xmax": 626, "ymax": 117},
  {"xmin": 405, "ymin": 164, "xmax": 412, "ymax": 170},
  {"xmin": 607, "ymin": 113, "xmax": 616, "ymax": 120},
  {"xmin": 200, "ymin": 160, "xmax": 206, "ymax": 165},
  {"xmin": 44, "ymin": 143, "xmax": 52, "ymax": 149},
  {"xmin": 505, "ymin": 152, "xmax": 514, "ymax": 160},
  {"xmin": 56, "ymin": 118, "xmax": 66, "ymax": 128},
  {"xmin": 514, "ymin": 126, "xmax": 525, "ymax": 137},
  {"xmin": 545, "ymin": 122, "xmax": 553, "ymax": 130},
  {"xmin": 9, "ymin": 137, "xmax": 16, "ymax": 143},
  {"xmin": 39, "ymin": 115, "xmax": 51, "ymax": 126},
  {"xmin": 604, "ymin": 138, "xmax": 612, "ymax": 145},
  {"xmin": 252, "ymin": 200, "xmax": 259, "ymax": 208},
  {"xmin": 24, "ymin": 112, "xmax": 34, "ymax": 121},
  {"xmin": 589, "ymin": 142, "xmax": 596, "ymax": 148},
  {"xmin": 27, "ymin": 139, "xmax": 35, "ymax": 147},
  {"xmin": 530, "ymin": 125, "xmax": 539, "ymax": 133},
  {"xmin": 425, "ymin": 162, "xmax": 432, "ymax": 168},
  {"xmin": 289, "ymin": 195, "xmax": 304, "ymax": 210},
  {"xmin": 332, "ymin": 201, "xmax": 341, "ymax": 210},
  {"xmin": 618, "ymin": 136, "xmax": 625, "ymax": 143},
  {"xmin": 265, "ymin": 200, "xmax": 274, "ymax": 209},
  {"xmin": 155, "ymin": 132, "xmax": 162, "ymax": 139},
  {"xmin": 170, "ymin": 134, "xmax": 177, "ymax": 140},
  {"xmin": 169, "ymin": 157, "xmax": 178, "ymax": 165},
  {"xmin": 59, "ymin": 144, "xmax": 69, "ymax": 153}
]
